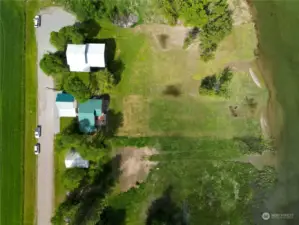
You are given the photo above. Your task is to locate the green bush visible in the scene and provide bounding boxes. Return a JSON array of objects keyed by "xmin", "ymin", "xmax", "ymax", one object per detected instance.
[
  {"xmin": 62, "ymin": 168, "xmax": 87, "ymax": 190},
  {"xmin": 50, "ymin": 26, "xmax": 85, "ymax": 51},
  {"xmin": 90, "ymin": 70, "xmax": 115, "ymax": 95},
  {"xmin": 199, "ymin": 67, "xmax": 233, "ymax": 98},
  {"xmin": 63, "ymin": 74, "xmax": 91, "ymax": 102},
  {"xmin": 39, "ymin": 52, "xmax": 68, "ymax": 75}
]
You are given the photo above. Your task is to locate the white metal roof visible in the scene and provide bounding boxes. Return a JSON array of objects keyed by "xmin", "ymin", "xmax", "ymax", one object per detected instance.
[
  {"xmin": 86, "ymin": 44, "xmax": 105, "ymax": 68},
  {"xmin": 66, "ymin": 44, "xmax": 106, "ymax": 71},
  {"xmin": 65, "ymin": 150, "xmax": 89, "ymax": 168},
  {"xmin": 69, "ymin": 64, "xmax": 91, "ymax": 72},
  {"xmin": 56, "ymin": 101, "xmax": 76, "ymax": 117},
  {"xmin": 66, "ymin": 44, "xmax": 88, "ymax": 72}
]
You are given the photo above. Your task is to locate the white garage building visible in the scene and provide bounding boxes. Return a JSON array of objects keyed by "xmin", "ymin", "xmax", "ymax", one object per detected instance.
[
  {"xmin": 55, "ymin": 93, "xmax": 77, "ymax": 117},
  {"xmin": 66, "ymin": 43, "xmax": 106, "ymax": 72}
]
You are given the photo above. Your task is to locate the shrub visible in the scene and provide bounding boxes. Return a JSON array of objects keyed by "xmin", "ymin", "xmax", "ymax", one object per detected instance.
[
  {"xmin": 63, "ymin": 74, "xmax": 91, "ymax": 102},
  {"xmin": 50, "ymin": 26, "xmax": 85, "ymax": 51},
  {"xmin": 39, "ymin": 52, "xmax": 68, "ymax": 75}
]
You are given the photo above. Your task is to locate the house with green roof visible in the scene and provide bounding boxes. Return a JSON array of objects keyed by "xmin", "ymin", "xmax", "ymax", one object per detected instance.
[{"xmin": 78, "ymin": 99, "xmax": 106, "ymax": 133}]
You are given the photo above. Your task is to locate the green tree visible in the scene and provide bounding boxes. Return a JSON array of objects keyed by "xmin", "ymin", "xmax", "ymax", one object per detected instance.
[
  {"xmin": 50, "ymin": 25, "xmax": 85, "ymax": 51},
  {"xmin": 62, "ymin": 168, "xmax": 87, "ymax": 190},
  {"xmin": 39, "ymin": 52, "xmax": 68, "ymax": 75},
  {"xmin": 64, "ymin": 75, "xmax": 91, "ymax": 102},
  {"xmin": 90, "ymin": 70, "xmax": 115, "ymax": 95}
]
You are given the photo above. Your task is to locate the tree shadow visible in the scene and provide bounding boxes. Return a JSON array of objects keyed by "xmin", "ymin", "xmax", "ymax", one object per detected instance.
[
  {"xmin": 163, "ymin": 84, "xmax": 181, "ymax": 97},
  {"xmin": 157, "ymin": 34, "xmax": 169, "ymax": 49},
  {"xmin": 233, "ymin": 136, "xmax": 264, "ymax": 154},
  {"xmin": 104, "ymin": 109, "xmax": 124, "ymax": 137},
  {"xmin": 72, "ymin": 156, "xmax": 122, "ymax": 224},
  {"xmin": 61, "ymin": 118, "xmax": 81, "ymax": 135},
  {"xmin": 146, "ymin": 186, "xmax": 185, "ymax": 225},
  {"xmin": 100, "ymin": 206, "xmax": 126, "ymax": 225},
  {"xmin": 77, "ymin": 19, "xmax": 101, "ymax": 39},
  {"xmin": 108, "ymin": 58, "xmax": 125, "ymax": 85},
  {"xmin": 200, "ymin": 75, "xmax": 217, "ymax": 91}
]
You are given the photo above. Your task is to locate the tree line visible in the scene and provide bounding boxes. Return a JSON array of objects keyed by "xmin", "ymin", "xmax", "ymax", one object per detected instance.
[{"xmin": 157, "ymin": 0, "xmax": 233, "ymax": 61}]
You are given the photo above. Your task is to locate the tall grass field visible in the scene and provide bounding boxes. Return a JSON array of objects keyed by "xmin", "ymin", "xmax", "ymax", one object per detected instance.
[{"xmin": 0, "ymin": 0, "xmax": 25, "ymax": 224}]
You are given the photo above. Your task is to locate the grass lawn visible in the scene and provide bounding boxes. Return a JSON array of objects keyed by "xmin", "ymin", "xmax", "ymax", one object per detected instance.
[
  {"xmin": 0, "ymin": 1, "xmax": 25, "ymax": 224},
  {"xmin": 24, "ymin": 1, "xmax": 39, "ymax": 224},
  {"xmin": 252, "ymin": 0, "xmax": 299, "ymax": 215},
  {"xmin": 92, "ymin": 21, "xmax": 271, "ymax": 224}
]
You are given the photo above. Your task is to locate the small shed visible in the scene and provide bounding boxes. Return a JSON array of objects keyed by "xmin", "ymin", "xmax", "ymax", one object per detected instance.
[
  {"xmin": 65, "ymin": 150, "xmax": 89, "ymax": 168},
  {"xmin": 56, "ymin": 93, "xmax": 76, "ymax": 117}
]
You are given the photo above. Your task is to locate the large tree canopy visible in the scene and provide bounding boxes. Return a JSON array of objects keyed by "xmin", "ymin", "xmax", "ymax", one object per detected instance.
[
  {"xmin": 50, "ymin": 25, "xmax": 85, "ymax": 51},
  {"xmin": 39, "ymin": 52, "xmax": 68, "ymax": 75},
  {"xmin": 90, "ymin": 70, "xmax": 115, "ymax": 95},
  {"xmin": 63, "ymin": 74, "xmax": 91, "ymax": 103},
  {"xmin": 62, "ymin": 168, "xmax": 87, "ymax": 190},
  {"xmin": 157, "ymin": 0, "xmax": 233, "ymax": 61}
]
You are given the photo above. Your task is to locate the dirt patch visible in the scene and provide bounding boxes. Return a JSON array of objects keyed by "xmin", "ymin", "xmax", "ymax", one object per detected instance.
[
  {"xmin": 121, "ymin": 95, "xmax": 149, "ymax": 136},
  {"xmin": 228, "ymin": 0, "xmax": 252, "ymax": 25},
  {"xmin": 135, "ymin": 24, "xmax": 191, "ymax": 51},
  {"xmin": 118, "ymin": 147, "xmax": 158, "ymax": 192},
  {"xmin": 233, "ymin": 151, "xmax": 276, "ymax": 170}
]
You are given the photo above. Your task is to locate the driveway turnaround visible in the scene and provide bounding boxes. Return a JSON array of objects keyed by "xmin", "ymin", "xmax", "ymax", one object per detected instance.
[{"xmin": 36, "ymin": 7, "xmax": 75, "ymax": 225}]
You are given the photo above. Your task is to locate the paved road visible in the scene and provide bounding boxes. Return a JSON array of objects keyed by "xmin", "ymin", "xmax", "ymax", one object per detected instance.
[{"xmin": 36, "ymin": 7, "xmax": 75, "ymax": 225}]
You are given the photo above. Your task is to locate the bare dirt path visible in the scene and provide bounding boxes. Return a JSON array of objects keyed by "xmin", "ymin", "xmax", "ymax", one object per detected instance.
[{"xmin": 36, "ymin": 7, "xmax": 75, "ymax": 225}]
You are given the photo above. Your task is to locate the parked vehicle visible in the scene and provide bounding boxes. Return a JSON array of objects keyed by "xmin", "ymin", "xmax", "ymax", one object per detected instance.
[
  {"xmin": 34, "ymin": 143, "xmax": 41, "ymax": 155},
  {"xmin": 34, "ymin": 15, "xmax": 41, "ymax": 28},
  {"xmin": 35, "ymin": 125, "xmax": 41, "ymax": 138}
]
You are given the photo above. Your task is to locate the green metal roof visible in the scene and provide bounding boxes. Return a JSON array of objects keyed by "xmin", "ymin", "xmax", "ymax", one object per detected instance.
[
  {"xmin": 78, "ymin": 99, "xmax": 102, "ymax": 133},
  {"xmin": 78, "ymin": 99, "xmax": 102, "ymax": 114},
  {"xmin": 56, "ymin": 93, "xmax": 74, "ymax": 102},
  {"xmin": 78, "ymin": 113, "xmax": 96, "ymax": 133}
]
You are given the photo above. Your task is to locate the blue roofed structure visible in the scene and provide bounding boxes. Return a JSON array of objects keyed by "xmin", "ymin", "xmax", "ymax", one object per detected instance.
[{"xmin": 78, "ymin": 99, "xmax": 103, "ymax": 133}]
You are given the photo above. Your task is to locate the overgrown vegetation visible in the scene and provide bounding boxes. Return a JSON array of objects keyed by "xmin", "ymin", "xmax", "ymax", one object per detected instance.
[
  {"xmin": 157, "ymin": 0, "xmax": 233, "ymax": 60},
  {"xmin": 199, "ymin": 67, "xmax": 233, "ymax": 98}
]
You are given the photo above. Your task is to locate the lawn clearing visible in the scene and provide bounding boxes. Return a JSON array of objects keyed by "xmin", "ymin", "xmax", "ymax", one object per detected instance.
[
  {"xmin": 88, "ymin": 17, "xmax": 273, "ymax": 224},
  {"xmin": 0, "ymin": 1, "xmax": 25, "ymax": 224}
]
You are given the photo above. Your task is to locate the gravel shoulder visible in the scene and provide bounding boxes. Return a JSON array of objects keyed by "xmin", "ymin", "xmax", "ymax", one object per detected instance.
[{"xmin": 36, "ymin": 7, "xmax": 75, "ymax": 225}]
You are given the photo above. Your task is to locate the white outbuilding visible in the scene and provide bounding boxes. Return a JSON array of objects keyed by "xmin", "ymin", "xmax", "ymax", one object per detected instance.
[
  {"xmin": 65, "ymin": 150, "xmax": 89, "ymax": 168},
  {"xmin": 55, "ymin": 93, "xmax": 77, "ymax": 117},
  {"xmin": 66, "ymin": 43, "xmax": 105, "ymax": 72}
]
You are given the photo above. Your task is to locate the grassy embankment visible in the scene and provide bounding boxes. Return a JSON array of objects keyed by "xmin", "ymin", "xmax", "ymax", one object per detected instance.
[
  {"xmin": 24, "ymin": 1, "xmax": 39, "ymax": 224},
  {"xmin": 0, "ymin": 1, "xmax": 25, "ymax": 224},
  {"xmin": 54, "ymin": 16, "xmax": 274, "ymax": 223},
  {"xmin": 252, "ymin": 0, "xmax": 299, "ymax": 215}
]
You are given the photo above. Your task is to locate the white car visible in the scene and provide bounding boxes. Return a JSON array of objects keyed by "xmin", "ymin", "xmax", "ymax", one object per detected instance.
[
  {"xmin": 34, "ymin": 125, "xmax": 41, "ymax": 138},
  {"xmin": 34, "ymin": 143, "xmax": 41, "ymax": 155},
  {"xmin": 33, "ymin": 15, "xmax": 41, "ymax": 28}
]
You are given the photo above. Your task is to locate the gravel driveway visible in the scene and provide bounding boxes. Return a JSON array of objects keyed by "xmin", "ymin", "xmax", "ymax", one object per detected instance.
[{"xmin": 36, "ymin": 7, "xmax": 75, "ymax": 225}]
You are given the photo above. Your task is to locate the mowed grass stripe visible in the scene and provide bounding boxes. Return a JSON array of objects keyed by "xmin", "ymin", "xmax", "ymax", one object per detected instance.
[{"xmin": 0, "ymin": 1, "xmax": 25, "ymax": 224}]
